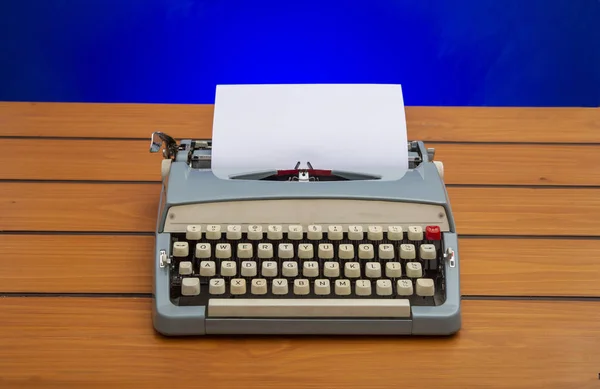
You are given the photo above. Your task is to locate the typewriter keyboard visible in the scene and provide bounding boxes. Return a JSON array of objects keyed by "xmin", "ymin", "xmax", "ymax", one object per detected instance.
[{"xmin": 167, "ymin": 224, "xmax": 447, "ymax": 317}]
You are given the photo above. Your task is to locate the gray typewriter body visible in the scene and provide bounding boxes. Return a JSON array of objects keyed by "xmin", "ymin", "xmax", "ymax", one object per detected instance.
[{"xmin": 150, "ymin": 132, "xmax": 460, "ymax": 336}]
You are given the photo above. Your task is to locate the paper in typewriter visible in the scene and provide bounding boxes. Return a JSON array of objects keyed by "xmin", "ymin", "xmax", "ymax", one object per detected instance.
[{"xmin": 211, "ymin": 84, "xmax": 409, "ymax": 180}]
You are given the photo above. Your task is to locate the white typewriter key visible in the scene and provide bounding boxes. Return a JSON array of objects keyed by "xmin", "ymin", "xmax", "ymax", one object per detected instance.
[
  {"xmin": 185, "ymin": 225, "xmax": 202, "ymax": 240},
  {"xmin": 282, "ymin": 261, "xmax": 298, "ymax": 277},
  {"xmin": 307, "ymin": 225, "xmax": 323, "ymax": 240},
  {"xmin": 258, "ymin": 243, "xmax": 273, "ymax": 259},
  {"xmin": 247, "ymin": 224, "xmax": 263, "ymax": 240},
  {"xmin": 215, "ymin": 243, "xmax": 232, "ymax": 259},
  {"xmin": 267, "ymin": 225, "xmax": 283, "ymax": 240},
  {"xmin": 335, "ymin": 279, "xmax": 351, "ymax": 295},
  {"xmin": 344, "ymin": 262, "xmax": 361, "ymax": 278},
  {"xmin": 195, "ymin": 243, "xmax": 211, "ymax": 258},
  {"xmin": 199, "ymin": 261, "xmax": 216, "ymax": 276},
  {"xmin": 416, "ymin": 278, "xmax": 435, "ymax": 296},
  {"xmin": 205, "ymin": 224, "xmax": 222, "ymax": 240},
  {"xmin": 358, "ymin": 244, "xmax": 375, "ymax": 259},
  {"xmin": 240, "ymin": 261, "xmax": 257, "ymax": 277},
  {"xmin": 181, "ymin": 278, "xmax": 200, "ymax": 296},
  {"xmin": 338, "ymin": 244, "xmax": 355, "ymax": 260},
  {"xmin": 355, "ymin": 280, "xmax": 372, "ymax": 296},
  {"xmin": 397, "ymin": 279, "xmax": 413, "ymax": 296},
  {"xmin": 288, "ymin": 225, "xmax": 303, "ymax": 240},
  {"xmin": 327, "ymin": 225, "xmax": 344, "ymax": 240},
  {"xmin": 400, "ymin": 244, "xmax": 416, "ymax": 260},
  {"xmin": 318, "ymin": 243, "xmax": 334, "ymax": 259},
  {"xmin": 172, "ymin": 242, "xmax": 189, "ymax": 257},
  {"xmin": 230, "ymin": 278, "xmax": 246, "ymax": 295},
  {"xmin": 251, "ymin": 279, "xmax": 267, "ymax": 295},
  {"xmin": 376, "ymin": 279, "xmax": 393, "ymax": 296},
  {"xmin": 348, "ymin": 225, "xmax": 364, "ymax": 240},
  {"xmin": 314, "ymin": 279, "xmax": 331, "ymax": 295},
  {"xmin": 420, "ymin": 244, "xmax": 437, "ymax": 260},
  {"xmin": 208, "ymin": 299, "xmax": 411, "ymax": 318},
  {"xmin": 365, "ymin": 262, "xmax": 382, "ymax": 278},
  {"xmin": 385, "ymin": 262, "xmax": 402, "ymax": 278},
  {"xmin": 323, "ymin": 262, "xmax": 340, "ymax": 277},
  {"xmin": 272, "ymin": 279, "xmax": 288, "ymax": 295},
  {"xmin": 178, "ymin": 261, "xmax": 193, "ymax": 275},
  {"xmin": 407, "ymin": 226, "xmax": 423, "ymax": 241},
  {"xmin": 367, "ymin": 225, "xmax": 384, "ymax": 240},
  {"xmin": 221, "ymin": 261, "xmax": 237, "ymax": 277},
  {"xmin": 261, "ymin": 261, "xmax": 278, "ymax": 277},
  {"xmin": 378, "ymin": 244, "xmax": 395, "ymax": 260},
  {"xmin": 294, "ymin": 279, "xmax": 310, "ymax": 295},
  {"xmin": 226, "ymin": 225, "xmax": 242, "ymax": 240},
  {"xmin": 406, "ymin": 262, "xmax": 422, "ymax": 278},
  {"xmin": 387, "ymin": 226, "xmax": 403, "ymax": 241},
  {"xmin": 303, "ymin": 261, "xmax": 319, "ymax": 277},
  {"xmin": 237, "ymin": 243, "xmax": 253, "ymax": 258},
  {"xmin": 277, "ymin": 243, "xmax": 294, "ymax": 259},
  {"xmin": 298, "ymin": 243, "xmax": 314, "ymax": 259},
  {"xmin": 209, "ymin": 278, "xmax": 225, "ymax": 295}
]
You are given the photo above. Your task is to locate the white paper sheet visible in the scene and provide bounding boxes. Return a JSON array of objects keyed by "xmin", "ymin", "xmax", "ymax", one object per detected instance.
[{"xmin": 210, "ymin": 84, "xmax": 409, "ymax": 181}]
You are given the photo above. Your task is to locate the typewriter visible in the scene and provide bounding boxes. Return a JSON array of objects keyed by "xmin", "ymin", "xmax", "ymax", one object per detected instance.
[{"xmin": 149, "ymin": 131, "xmax": 460, "ymax": 336}]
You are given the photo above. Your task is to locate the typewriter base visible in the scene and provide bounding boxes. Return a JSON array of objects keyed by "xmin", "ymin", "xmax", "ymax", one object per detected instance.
[{"xmin": 152, "ymin": 233, "xmax": 461, "ymax": 336}]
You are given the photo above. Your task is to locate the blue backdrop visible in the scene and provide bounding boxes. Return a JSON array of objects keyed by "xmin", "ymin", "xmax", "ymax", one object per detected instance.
[{"xmin": 0, "ymin": 0, "xmax": 598, "ymax": 106}]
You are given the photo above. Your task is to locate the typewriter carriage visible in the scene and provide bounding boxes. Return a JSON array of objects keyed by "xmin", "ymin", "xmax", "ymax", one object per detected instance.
[{"xmin": 150, "ymin": 131, "xmax": 444, "ymax": 181}]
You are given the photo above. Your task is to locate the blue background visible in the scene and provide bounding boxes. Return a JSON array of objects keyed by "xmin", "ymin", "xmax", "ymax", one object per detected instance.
[{"xmin": 0, "ymin": 0, "xmax": 599, "ymax": 106}]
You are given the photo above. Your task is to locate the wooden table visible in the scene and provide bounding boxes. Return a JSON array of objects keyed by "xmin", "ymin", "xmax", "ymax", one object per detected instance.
[{"xmin": 1, "ymin": 102, "xmax": 599, "ymax": 388}]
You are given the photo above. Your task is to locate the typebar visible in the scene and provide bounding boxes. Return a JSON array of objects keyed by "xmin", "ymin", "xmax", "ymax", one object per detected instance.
[{"xmin": 207, "ymin": 299, "xmax": 411, "ymax": 318}]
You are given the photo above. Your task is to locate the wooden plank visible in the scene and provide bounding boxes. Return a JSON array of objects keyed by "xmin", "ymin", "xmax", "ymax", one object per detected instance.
[
  {"xmin": 408, "ymin": 106, "xmax": 600, "ymax": 143},
  {"xmin": 2, "ymin": 235, "xmax": 600, "ymax": 297},
  {"xmin": 0, "ymin": 139, "xmax": 159, "ymax": 182},
  {"xmin": 449, "ymin": 187, "xmax": 600, "ymax": 236},
  {"xmin": 0, "ymin": 235, "xmax": 153, "ymax": 293},
  {"xmin": 1, "ymin": 102, "xmax": 598, "ymax": 143},
  {"xmin": 2, "ymin": 183, "xmax": 599, "ymax": 236},
  {"xmin": 0, "ymin": 102, "xmax": 214, "ymax": 139},
  {"xmin": 0, "ymin": 298, "xmax": 598, "ymax": 388},
  {"xmin": 3, "ymin": 139, "xmax": 600, "ymax": 186},
  {"xmin": 0, "ymin": 183, "xmax": 161, "ymax": 233},
  {"xmin": 433, "ymin": 143, "xmax": 600, "ymax": 186},
  {"xmin": 460, "ymin": 238, "xmax": 600, "ymax": 296}
]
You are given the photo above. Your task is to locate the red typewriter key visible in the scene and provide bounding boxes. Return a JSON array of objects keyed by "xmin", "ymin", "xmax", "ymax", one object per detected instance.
[{"xmin": 425, "ymin": 225, "xmax": 441, "ymax": 240}]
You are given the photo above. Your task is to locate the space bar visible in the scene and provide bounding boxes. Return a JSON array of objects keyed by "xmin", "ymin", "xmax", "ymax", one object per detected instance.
[{"xmin": 207, "ymin": 299, "xmax": 411, "ymax": 318}]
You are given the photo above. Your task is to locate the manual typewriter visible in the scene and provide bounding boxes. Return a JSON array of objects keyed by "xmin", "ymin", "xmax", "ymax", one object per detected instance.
[{"xmin": 149, "ymin": 131, "xmax": 460, "ymax": 336}]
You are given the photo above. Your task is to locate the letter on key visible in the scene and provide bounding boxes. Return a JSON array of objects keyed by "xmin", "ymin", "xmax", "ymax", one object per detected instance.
[
  {"xmin": 226, "ymin": 224, "xmax": 242, "ymax": 240},
  {"xmin": 173, "ymin": 242, "xmax": 189, "ymax": 257},
  {"xmin": 186, "ymin": 225, "xmax": 202, "ymax": 240}
]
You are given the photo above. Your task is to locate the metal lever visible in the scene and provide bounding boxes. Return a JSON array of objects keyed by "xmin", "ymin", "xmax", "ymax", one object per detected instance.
[
  {"xmin": 159, "ymin": 249, "xmax": 171, "ymax": 268},
  {"xmin": 444, "ymin": 247, "xmax": 456, "ymax": 268},
  {"xmin": 427, "ymin": 147, "xmax": 436, "ymax": 161},
  {"xmin": 150, "ymin": 131, "xmax": 178, "ymax": 159}
]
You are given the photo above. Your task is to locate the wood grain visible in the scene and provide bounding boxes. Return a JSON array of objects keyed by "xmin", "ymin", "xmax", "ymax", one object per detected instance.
[
  {"xmin": 3, "ymin": 139, "xmax": 600, "ymax": 186},
  {"xmin": 0, "ymin": 298, "xmax": 599, "ymax": 389},
  {"xmin": 0, "ymin": 183, "xmax": 160, "ymax": 232},
  {"xmin": 449, "ymin": 187, "xmax": 600, "ymax": 236},
  {"xmin": 0, "ymin": 102, "xmax": 214, "ymax": 139},
  {"xmin": 1, "ymin": 103, "xmax": 599, "ymax": 388},
  {"xmin": 460, "ymin": 238, "xmax": 600, "ymax": 296},
  {"xmin": 2, "ymin": 182, "xmax": 599, "ymax": 236},
  {"xmin": 3, "ymin": 234, "xmax": 600, "ymax": 297},
  {"xmin": 0, "ymin": 235, "xmax": 153, "ymax": 293},
  {"xmin": 1, "ymin": 102, "xmax": 598, "ymax": 143},
  {"xmin": 433, "ymin": 143, "xmax": 600, "ymax": 186}
]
